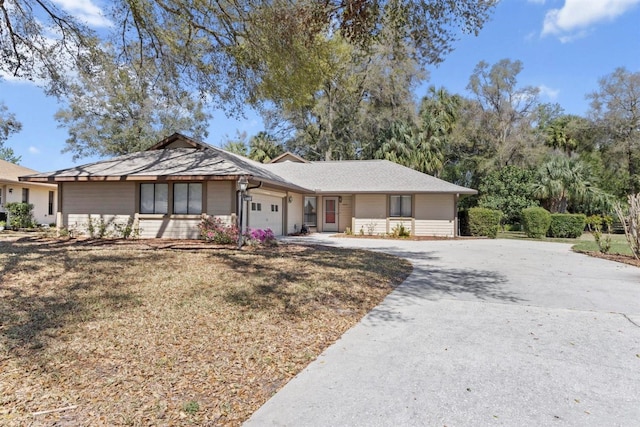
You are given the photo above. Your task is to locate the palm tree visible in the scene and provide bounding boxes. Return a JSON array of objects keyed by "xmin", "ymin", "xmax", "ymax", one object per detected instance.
[
  {"xmin": 248, "ymin": 132, "xmax": 284, "ymax": 163},
  {"xmin": 532, "ymin": 155, "xmax": 611, "ymax": 213}
]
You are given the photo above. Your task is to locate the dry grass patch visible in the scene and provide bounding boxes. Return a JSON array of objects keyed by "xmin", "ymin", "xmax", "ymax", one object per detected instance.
[{"xmin": 0, "ymin": 236, "xmax": 411, "ymax": 426}]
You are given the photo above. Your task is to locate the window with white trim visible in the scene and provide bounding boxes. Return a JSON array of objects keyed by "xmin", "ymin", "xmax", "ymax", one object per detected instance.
[
  {"xmin": 173, "ymin": 183, "xmax": 202, "ymax": 214},
  {"xmin": 140, "ymin": 183, "xmax": 168, "ymax": 214},
  {"xmin": 390, "ymin": 195, "xmax": 412, "ymax": 217},
  {"xmin": 304, "ymin": 196, "xmax": 317, "ymax": 226}
]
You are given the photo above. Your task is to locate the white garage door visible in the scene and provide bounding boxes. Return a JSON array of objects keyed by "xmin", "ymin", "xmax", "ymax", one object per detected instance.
[{"xmin": 248, "ymin": 193, "xmax": 283, "ymax": 236}]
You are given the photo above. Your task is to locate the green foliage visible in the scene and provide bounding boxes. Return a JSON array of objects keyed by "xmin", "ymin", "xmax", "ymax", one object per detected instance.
[
  {"xmin": 183, "ymin": 401, "xmax": 199, "ymax": 415},
  {"xmin": 0, "ymin": 103, "xmax": 22, "ymax": 163},
  {"xmin": 391, "ymin": 223, "xmax": 411, "ymax": 238},
  {"xmin": 55, "ymin": 48, "xmax": 210, "ymax": 160},
  {"xmin": 547, "ymin": 214, "xmax": 586, "ymax": 239},
  {"xmin": 589, "ymin": 215, "xmax": 613, "ymax": 254},
  {"xmin": 521, "ymin": 207, "xmax": 551, "ymax": 238},
  {"xmin": 468, "ymin": 207, "xmax": 502, "ymax": 239},
  {"xmin": 248, "ymin": 132, "xmax": 284, "ymax": 163},
  {"xmin": 5, "ymin": 202, "xmax": 35, "ymax": 228},
  {"xmin": 532, "ymin": 155, "xmax": 612, "ymax": 214},
  {"xmin": 478, "ymin": 165, "xmax": 539, "ymax": 225}
]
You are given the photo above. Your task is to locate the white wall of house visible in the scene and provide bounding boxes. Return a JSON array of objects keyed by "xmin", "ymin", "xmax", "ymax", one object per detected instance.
[
  {"xmin": 1, "ymin": 183, "xmax": 56, "ymax": 225},
  {"xmin": 286, "ymin": 192, "xmax": 304, "ymax": 234}
]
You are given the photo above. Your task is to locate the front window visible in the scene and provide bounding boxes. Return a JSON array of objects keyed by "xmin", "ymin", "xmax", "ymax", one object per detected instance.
[
  {"xmin": 140, "ymin": 183, "xmax": 168, "ymax": 214},
  {"xmin": 304, "ymin": 196, "xmax": 317, "ymax": 226},
  {"xmin": 22, "ymin": 188, "xmax": 29, "ymax": 203},
  {"xmin": 173, "ymin": 183, "xmax": 202, "ymax": 214},
  {"xmin": 390, "ymin": 195, "xmax": 412, "ymax": 217},
  {"xmin": 48, "ymin": 191, "xmax": 54, "ymax": 215}
]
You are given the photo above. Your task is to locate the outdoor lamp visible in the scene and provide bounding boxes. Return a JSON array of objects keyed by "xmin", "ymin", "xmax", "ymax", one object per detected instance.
[{"xmin": 237, "ymin": 175, "xmax": 249, "ymax": 192}]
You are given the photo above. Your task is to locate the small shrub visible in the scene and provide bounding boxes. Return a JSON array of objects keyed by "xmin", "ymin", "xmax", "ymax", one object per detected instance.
[
  {"xmin": 5, "ymin": 202, "xmax": 35, "ymax": 229},
  {"xmin": 391, "ymin": 223, "xmax": 411, "ymax": 238},
  {"xmin": 468, "ymin": 207, "xmax": 502, "ymax": 239},
  {"xmin": 183, "ymin": 401, "xmax": 199, "ymax": 415},
  {"xmin": 366, "ymin": 221, "xmax": 377, "ymax": 236},
  {"xmin": 344, "ymin": 227, "xmax": 353, "ymax": 236},
  {"xmin": 522, "ymin": 207, "xmax": 551, "ymax": 238},
  {"xmin": 199, "ymin": 217, "xmax": 239, "ymax": 244},
  {"xmin": 548, "ymin": 213, "xmax": 586, "ymax": 238},
  {"xmin": 359, "ymin": 227, "xmax": 364, "ymax": 236},
  {"xmin": 246, "ymin": 228, "xmax": 277, "ymax": 246}
]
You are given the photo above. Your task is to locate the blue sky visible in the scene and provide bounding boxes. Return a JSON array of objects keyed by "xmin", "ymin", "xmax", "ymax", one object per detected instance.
[{"xmin": 1, "ymin": 0, "xmax": 639, "ymax": 172}]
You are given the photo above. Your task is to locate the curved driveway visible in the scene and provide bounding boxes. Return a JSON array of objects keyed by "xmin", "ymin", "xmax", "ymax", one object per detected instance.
[{"xmin": 246, "ymin": 236, "xmax": 640, "ymax": 426}]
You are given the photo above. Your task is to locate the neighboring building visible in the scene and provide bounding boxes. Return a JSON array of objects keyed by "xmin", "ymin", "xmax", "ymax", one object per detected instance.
[
  {"xmin": 20, "ymin": 133, "xmax": 476, "ymax": 239},
  {"xmin": 0, "ymin": 159, "xmax": 57, "ymax": 225}
]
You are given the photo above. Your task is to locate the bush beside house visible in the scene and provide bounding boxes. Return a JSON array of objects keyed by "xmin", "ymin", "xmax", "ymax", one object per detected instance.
[
  {"xmin": 522, "ymin": 207, "xmax": 551, "ymax": 238},
  {"xmin": 548, "ymin": 214, "xmax": 586, "ymax": 238},
  {"xmin": 468, "ymin": 207, "xmax": 502, "ymax": 239}
]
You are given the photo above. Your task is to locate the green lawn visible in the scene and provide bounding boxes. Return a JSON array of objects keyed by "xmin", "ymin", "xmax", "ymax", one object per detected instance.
[{"xmin": 498, "ymin": 231, "xmax": 633, "ymax": 256}]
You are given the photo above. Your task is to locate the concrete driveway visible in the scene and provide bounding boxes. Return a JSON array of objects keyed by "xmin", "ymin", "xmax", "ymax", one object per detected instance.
[{"xmin": 245, "ymin": 236, "xmax": 640, "ymax": 426}]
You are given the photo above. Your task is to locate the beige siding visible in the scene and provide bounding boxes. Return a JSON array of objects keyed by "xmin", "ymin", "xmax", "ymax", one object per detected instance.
[
  {"xmin": 354, "ymin": 194, "xmax": 386, "ymax": 218},
  {"xmin": 353, "ymin": 194, "xmax": 387, "ymax": 235},
  {"xmin": 388, "ymin": 218, "xmax": 412, "ymax": 234},
  {"xmin": 338, "ymin": 195, "xmax": 353, "ymax": 232},
  {"xmin": 61, "ymin": 182, "xmax": 135, "ymax": 233},
  {"xmin": 414, "ymin": 194, "xmax": 454, "ymax": 220},
  {"xmin": 413, "ymin": 220, "xmax": 454, "ymax": 237},
  {"xmin": 413, "ymin": 194, "xmax": 455, "ymax": 237},
  {"xmin": 207, "ymin": 181, "xmax": 234, "ymax": 216},
  {"xmin": 66, "ymin": 214, "xmax": 135, "ymax": 236},
  {"xmin": 62, "ymin": 182, "xmax": 135, "ymax": 215},
  {"xmin": 286, "ymin": 192, "xmax": 303, "ymax": 234},
  {"xmin": 139, "ymin": 218, "xmax": 201, "ymax": 239},
  {"xmin": 353, "ymin": 218, "xmax": 387, "ymax": 235}
]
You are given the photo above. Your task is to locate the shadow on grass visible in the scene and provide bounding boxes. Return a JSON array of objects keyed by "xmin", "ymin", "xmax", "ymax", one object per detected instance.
[
  {"xmin": 0, "ymin": 238, "xmax": 149, "ymax": 357},
  {"xmin": 216, "ymin": 245, "xmax": 412, "ymax": 315}
]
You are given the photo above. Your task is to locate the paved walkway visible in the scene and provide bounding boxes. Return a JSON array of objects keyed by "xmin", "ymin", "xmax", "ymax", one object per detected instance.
[{"xmin": 245, "ymin": 235, "xmax": 640, "ymax": 426}]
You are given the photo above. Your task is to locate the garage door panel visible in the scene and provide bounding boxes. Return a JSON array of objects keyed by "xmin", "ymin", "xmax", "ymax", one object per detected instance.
[{"xmin": 248, "ymin": 194, "xmax": 283, "ymax": 235}]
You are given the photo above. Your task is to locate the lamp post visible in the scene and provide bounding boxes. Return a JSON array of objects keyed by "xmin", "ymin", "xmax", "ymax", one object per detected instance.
[{"xmin": 237, "ymin": 176, "xmax": 249, "ymax": 249}]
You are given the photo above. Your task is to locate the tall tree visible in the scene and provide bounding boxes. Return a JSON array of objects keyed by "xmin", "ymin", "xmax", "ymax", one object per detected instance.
[
  {"xmin": 55, "ymin": 49, "xmax": 210, "ymax": 160},
  {"xmin": 588, "ymin": 67, "xmax": 640, "ymax": 194},
  {"xmin": 248, "ymin": 132, "xmax": 284, "ymax": 163},
  {"xmin": 466, "ymin": 59, "xmax": 541, "ymax": 167},
  {"xmin": 1, "ymin": 0, "xmax": 497, "ymax": 108},
  {"xmin": 0, "ymin": 103, "xmax": 21, "ymax": 163}
]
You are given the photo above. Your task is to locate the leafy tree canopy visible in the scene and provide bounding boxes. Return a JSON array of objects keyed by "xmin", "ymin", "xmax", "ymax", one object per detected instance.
[
  {"xmin": 1, "ymin": 0, "xmax": 497, "ymax": 109},
  {"xmin": 0, "ymin": 103, "xmax": 21, "ymax": 163}
]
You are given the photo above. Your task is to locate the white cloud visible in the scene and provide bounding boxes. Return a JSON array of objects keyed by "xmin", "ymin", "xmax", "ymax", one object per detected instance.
[
  {"xmin": 53, "ymin": 0, "xmax": 112, "ymax": 28},
  {"xmin": 538, "ymin": 84, "xmax": 560, "ymax": 100},
  {"xmin": 542, "ymin": 0, "xmax": 640, "ymax": 40},
  {"xmin": 28, "ymin": 146, "xmax": 41, "ymax": 154}
]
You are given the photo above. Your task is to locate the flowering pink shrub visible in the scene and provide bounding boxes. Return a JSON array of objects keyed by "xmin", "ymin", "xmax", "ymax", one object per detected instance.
[
  {"xmin": 246, "ymin": 228, "xmax": 277, "ymax": 246},
  {"xmin": 199, "ymin": 217, "xmax": 239, "ymax": 244}
]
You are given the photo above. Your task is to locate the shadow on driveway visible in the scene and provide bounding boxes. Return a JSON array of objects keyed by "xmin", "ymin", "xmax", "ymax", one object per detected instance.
[{"xmin": 366, "ymin": 263, "xmax": 522, "ymax": 325}]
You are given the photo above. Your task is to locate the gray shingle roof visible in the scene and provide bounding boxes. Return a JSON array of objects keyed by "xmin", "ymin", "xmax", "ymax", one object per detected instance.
[
  {"xmin": 20, "ymin": 133, "xmax": 475, "ymax": 195},
  {"xmin": 262, "ymin": 160, "xmax": 477, "ymax": 194},
  {"xmin": 20, "ymin": 146, "xmax": 308, "ymax": 191}
]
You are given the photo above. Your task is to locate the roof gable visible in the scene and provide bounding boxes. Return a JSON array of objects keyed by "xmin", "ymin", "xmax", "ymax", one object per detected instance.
[{"xmin": 269, "ymin": 152, "xmax": 308, "ymax": 164}]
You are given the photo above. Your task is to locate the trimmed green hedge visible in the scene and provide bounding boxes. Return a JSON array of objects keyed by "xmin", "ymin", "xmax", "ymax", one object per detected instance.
[
  {"xmin": 522, "ymin": 207, "xmax": 551, "ymax": 238},
  {"xmin": 548, "ymin": 213, "xmax": 586, "ymax": 238},
  {"xmin": 468, "ymin": 207, "xmax": 502, "ymax": 239}
]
